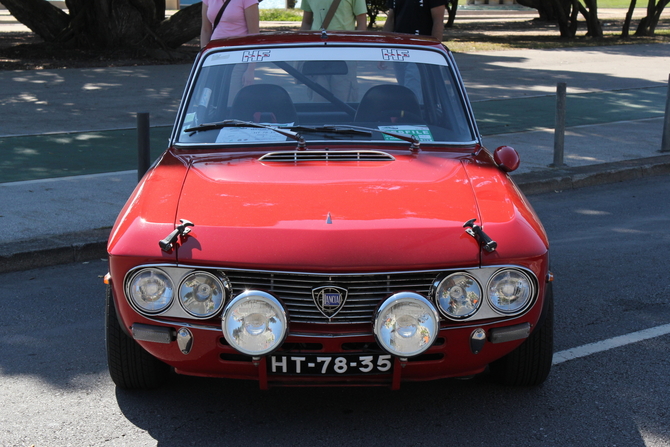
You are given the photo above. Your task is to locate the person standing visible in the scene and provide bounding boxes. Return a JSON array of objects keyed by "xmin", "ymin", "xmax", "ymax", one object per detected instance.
[
  {"xmin": 201, "ymin": 0, "xmax": 260, "ymax": 47},
  {"xmin": 299, "ymin": 0, "xmax": 368, "ymax": 31},
  {"xmin": 383, "ymin": 0, "xmax": 445, "ymax": 41},
  {"xmin": 201, "ymin": 0, "xmax": 260, "ymax": 95}
]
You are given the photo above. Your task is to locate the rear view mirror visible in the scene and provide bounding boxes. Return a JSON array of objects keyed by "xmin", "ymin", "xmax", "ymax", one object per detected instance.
[{"xmin": 301, "ymin": 61, "xmax": 349, "ymax": 76}]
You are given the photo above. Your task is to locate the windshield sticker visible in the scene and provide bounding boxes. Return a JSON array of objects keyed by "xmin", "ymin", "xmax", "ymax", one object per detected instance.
[
  {"xmin": 378, "ymin": 125, "xmax": 434, "ymax": 142},
  {"xmin": 216, "ymin": 125, "xmax": 293, "ymax": 143},
  {"xmin": 243, "ymin": 50, "xmax": 271, "ymax": 62},
  {"xmin": 382, "ymin": 49, "xmax": 410, "ymax": 61}
]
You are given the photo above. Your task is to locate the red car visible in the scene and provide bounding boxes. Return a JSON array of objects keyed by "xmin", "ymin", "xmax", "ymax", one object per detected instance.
[{"xmin": 105, "ymin": 31, "xmax": 553, "ymax": 390}]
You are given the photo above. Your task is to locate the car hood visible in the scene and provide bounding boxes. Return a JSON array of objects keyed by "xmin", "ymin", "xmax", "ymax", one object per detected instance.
[{"xmin": 174, "ymin": 151, "xmax": 483, "ymax": 272}]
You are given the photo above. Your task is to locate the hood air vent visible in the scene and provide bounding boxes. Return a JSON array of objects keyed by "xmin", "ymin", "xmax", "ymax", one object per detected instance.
[{"xmin": 259, "ymin": 150, "xmax": 395, "ymax": 163}]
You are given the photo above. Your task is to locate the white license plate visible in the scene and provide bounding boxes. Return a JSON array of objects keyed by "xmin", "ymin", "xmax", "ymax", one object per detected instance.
[{"xmin": 268, "ymin": 354, "xmax": 393, "ymax": 375}]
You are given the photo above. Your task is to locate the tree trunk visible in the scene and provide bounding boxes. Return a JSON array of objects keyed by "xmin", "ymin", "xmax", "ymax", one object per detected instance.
[
  {"xmin": 2, "ymin": 0, "xmax": 200, "ymax": 50},
  {"xmin": 1, "ymin": 0, "xmax": 70, "ymax": 41},
  {"xmin": 635, "ymin": 0, "xmax": 670, "ymax": 35},
  {"xmin": 156, "ymin": 3, "xmax": 202, "ymax": 49},
  {"xmin": 622, "ymin": 0, "xmax": 637, "ymax": 37}
]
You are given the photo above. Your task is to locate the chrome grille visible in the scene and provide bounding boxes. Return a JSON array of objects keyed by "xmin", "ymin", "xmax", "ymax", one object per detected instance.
[
  {"xmin": 259, "ymin": 150, "xmax": 395, "ymax": 163},
  {"xmin": 222, "ymin": 270, "xmax": 438, "ymax": 324}
]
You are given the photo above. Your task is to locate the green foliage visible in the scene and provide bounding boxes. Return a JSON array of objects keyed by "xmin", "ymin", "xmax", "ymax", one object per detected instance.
[
  {"xmin": 259, "ymin": 8, "xmax": 303, "ymax": 21},
  {"xmin": 366, "ymin": 0, "xmax": 388, "ymax": 27}
]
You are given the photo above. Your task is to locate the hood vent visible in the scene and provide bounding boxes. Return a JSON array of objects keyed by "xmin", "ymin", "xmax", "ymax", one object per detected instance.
[{"xmin": 259, "ymin": 150, "xmax": 395, "ymax": 163}]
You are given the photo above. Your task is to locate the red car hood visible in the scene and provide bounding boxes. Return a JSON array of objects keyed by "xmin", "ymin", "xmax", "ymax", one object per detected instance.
[{"xmin": 175, "ymin": 151, "xmax": 482, "ymax": 272}]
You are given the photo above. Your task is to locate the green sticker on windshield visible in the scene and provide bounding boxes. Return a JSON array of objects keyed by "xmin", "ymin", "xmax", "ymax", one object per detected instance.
[{"xmin": 378, "ymin": 126, "xmax": 434, "ymax": 142}]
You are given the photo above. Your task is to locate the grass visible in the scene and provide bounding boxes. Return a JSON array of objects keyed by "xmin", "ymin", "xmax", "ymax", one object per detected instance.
[{"xmin": 259, "ymin": 8, "xmax": 303, "ymax": 21}]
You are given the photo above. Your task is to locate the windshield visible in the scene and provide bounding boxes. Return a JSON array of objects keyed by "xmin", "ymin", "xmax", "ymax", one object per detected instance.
[{"xmin": 176, "ymin": 45, "xmax": 476, "ymax": 147}]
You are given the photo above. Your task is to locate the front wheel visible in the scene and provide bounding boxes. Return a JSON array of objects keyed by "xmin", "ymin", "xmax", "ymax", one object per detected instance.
[
  {"xmin": 105, "ymin": 284, "xmax": 170, "ymax": 389},
  {"xmin": 488, "ymin": 282, "xmax": 554, "ymax": 386}
]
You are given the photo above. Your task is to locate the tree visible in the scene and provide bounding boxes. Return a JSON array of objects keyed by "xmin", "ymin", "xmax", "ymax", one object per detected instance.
[
  {"xmin": 1, "ymin": 0, "xmax": 201, "ymax": 50},
  {"xmin": 366, "ymin": 0, "xmax": 387, "ymax": 28},
  {"xmin": 518, "ymin": 0, "xmax": 601, "ymax": 38},
  {"xmin": 622, "ymin": 0, "xmax": 669, "ymax": 36}
]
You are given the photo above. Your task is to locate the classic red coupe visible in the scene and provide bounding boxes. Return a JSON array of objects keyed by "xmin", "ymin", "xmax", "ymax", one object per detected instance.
[{"xmin": 105, "ymin": 31, "xmax": 553, "ymax": 390}]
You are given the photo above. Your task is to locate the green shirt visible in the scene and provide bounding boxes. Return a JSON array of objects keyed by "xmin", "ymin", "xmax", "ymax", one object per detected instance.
[{"xmin": 300, "ymin": 0, "xmax": 368, "ymax": 30}]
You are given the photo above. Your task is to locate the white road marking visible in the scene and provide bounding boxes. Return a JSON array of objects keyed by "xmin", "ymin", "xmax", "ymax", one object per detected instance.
[{"xmin": 553, "ymin": 323, "xmax": 670, "ymax": 365}]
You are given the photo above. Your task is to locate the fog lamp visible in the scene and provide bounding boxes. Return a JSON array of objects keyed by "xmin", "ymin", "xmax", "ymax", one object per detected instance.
[
  {"xmin": 374, "ymin": 293, "xmax": 439, "ymax": 357},
  {"xmin": 222, "ymin": 291, "xmax": 287, "ymax": 356}
]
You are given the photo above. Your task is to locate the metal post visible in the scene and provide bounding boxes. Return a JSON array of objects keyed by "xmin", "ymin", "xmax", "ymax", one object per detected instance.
[
  {"xmin": 662, "ymin": 74, "xmax": 670, "ymax": 153},
  {"xmin": 137, "ymin": 112, "xmax": 151, "ymax": 182},
  {"xmin": 551, "ymin": 82, "xmax": 567, "ymax": 167}
]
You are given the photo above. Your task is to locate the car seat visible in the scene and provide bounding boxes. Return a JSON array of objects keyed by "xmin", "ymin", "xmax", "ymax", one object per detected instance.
[
  {"xmin": 230, "ymin": 84, "xmax": 298, "ymax": 124},
  {"xmin": 354, "ymin": 84, "xmax": 423, "ymax": 124}
]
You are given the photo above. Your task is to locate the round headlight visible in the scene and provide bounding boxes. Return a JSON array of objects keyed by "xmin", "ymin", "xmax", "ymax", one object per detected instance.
[
  {"xmin": 435, "ymin": 273, "xmax": 482, "ymax": 319},
  {"xmin": 374, "ymin": 293, "xmax": 439, "ymax": 357},
  {"xmin": 179, "ymin": 271, "xmax": 226, "ymax": 318},
  {"xmin": 487, "ymin": 269, "xmax": 534, "ymax": 314},
  {"xmin": 127, "ymin": 268, "xmax": 174, "ymax": 314},
  {"xmin": 222, "ymin": 291, "xmax": 287, "ymax": 356}
]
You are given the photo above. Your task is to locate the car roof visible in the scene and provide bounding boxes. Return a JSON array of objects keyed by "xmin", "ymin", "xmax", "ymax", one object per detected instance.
[{"xmin": 203, "ymin": 31, "xmax": 450, "ymax": 54}]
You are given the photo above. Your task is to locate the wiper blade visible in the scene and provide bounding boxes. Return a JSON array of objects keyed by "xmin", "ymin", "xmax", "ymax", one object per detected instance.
[
  {"xmin": 285, "ymin": 125, "xmax": 372, "ymax": 137},
  {"xmin": 338, "ymin": 125, "xmax": 421, "ymax": 152},
  {"xmin": 185, "ymin": 119, "xmax": 306, "ymax": 149},
  {"xmin": 286, "ymin": 124, "xmax": 420, "ymax": 152}
]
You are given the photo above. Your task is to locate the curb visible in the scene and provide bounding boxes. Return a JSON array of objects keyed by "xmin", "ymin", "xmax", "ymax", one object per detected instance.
[
  {"xmin": 515, "ymin": 154, "xmax": 670, "ymax": 195},
  {"xmin": 2, "ymin": 155, "xmax": 669, "ymax": 274}
]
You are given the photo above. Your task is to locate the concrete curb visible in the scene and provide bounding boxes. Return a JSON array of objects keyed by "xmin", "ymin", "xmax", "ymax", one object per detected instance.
[
  {"xmin": 2, "ymin": 155, "xmax": 669, "ymax": 274},
  {"xmin": 515, "ymin": 154, "xmax": 670, "ymax": 195}
]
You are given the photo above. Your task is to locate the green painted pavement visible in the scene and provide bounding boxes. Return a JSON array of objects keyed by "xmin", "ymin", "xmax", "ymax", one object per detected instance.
[
  {"xmin": 471, "ymin": 86, "xmax": 667, "ymax": 135},
  {"xmin": 0, "ymin": 127, "xmax": 171, "ymax": 183},
  {"xmin": 1, "ymin": 87, "xmax": 666, "ymax": 183}
]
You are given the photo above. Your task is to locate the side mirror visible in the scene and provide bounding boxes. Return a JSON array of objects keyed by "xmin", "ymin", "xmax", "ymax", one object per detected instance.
[{"xmin": 493, "ymin": 146, "xmax": 520, "ymax": 173}]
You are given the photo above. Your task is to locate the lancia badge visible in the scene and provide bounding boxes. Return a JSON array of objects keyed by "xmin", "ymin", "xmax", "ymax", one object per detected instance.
[{"xmin": 312, "ymin": 286, "xmax": 348, "ymax": 319}]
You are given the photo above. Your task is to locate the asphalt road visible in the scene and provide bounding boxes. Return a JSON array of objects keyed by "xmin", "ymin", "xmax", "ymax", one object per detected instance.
[{"xmin": 1, "ymin": 176, "xmax": 669, "ymax": 447}]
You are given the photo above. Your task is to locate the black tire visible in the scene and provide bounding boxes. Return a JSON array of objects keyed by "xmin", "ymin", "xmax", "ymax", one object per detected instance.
[
  {"xmin": 105, "ymin": 284, "xmax": 170, "ymax": 390},
  {"xmin": 488, "ymin": 282, "xmax": 554, "ymax": 386}
]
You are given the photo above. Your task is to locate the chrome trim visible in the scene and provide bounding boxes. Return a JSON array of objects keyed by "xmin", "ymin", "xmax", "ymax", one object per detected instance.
[
  {"xmin": 470, "ymin": 328, "xmax": 486, "ymax": 354},
  {"xmin": 177, "ymin": 327, "xmax": 194, "ymax": 354},
  {"xmin": 259, "ymin": 150, "xmax": 395, "ymax": 162},
  {"xmin": 122, "ymin": 264, "xmax": 539, "ymax": 324}
]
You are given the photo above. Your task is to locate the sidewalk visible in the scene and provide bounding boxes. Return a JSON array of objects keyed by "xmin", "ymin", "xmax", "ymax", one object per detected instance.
[{"xmin": 1, "ymin": 40, "xmax": 669, "ymax": 271}]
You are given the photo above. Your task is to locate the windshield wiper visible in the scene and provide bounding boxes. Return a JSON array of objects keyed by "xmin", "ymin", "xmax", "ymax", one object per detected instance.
[
  {"xmin": 284, "ymin": 125, "xmax": 372, "ymax": 137},
  {"xmin": 185, "ymin": 119, "xmax": 306, "ymax": 149},
  {"xmin": 284, "ymin": 124, "xmax": 420, "ymax": 152}
]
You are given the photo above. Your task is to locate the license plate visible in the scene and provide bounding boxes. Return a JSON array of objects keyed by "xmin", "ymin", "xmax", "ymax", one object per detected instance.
[{"xmin": 268, "ymin": 354, "xmax": 393, "ymax": 375}]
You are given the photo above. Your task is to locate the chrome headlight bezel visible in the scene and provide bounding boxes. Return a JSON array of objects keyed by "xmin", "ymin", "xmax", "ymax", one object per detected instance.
[
  {"xmin": 125, "ymin": 268, "xmax": 175, "ymax": 315},
  {"xmin": 178, "ymin": 271, "xmax": 227, "ymax": 319},
  {"xmin": 374, "ymin": 292, "xmax": 439, "ymax": 357},
  {"xmin": 486, "ymin": 268, "xmax": 536, "ymax": 315},
  {"xmin": 222, "ymin": 290, "xmax": 288, "ymax": 356},
  {"xmin": 434, "ymin": 272, "xmax": 482, "ymax": 320}
]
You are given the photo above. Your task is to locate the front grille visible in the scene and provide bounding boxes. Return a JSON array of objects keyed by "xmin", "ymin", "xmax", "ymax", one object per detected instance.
[
  {"xmin": 222, "ymin": 270, "xmax": 438, "ymax": 324},
  {"xmin": 259, "ymin": 150, "xmax": 395, "ymax": 162}
]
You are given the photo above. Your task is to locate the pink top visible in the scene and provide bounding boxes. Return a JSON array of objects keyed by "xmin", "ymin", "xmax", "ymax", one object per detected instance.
[{"xmin": 204, "ymin": 0, "xmax": 258, "ymax": 40}]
